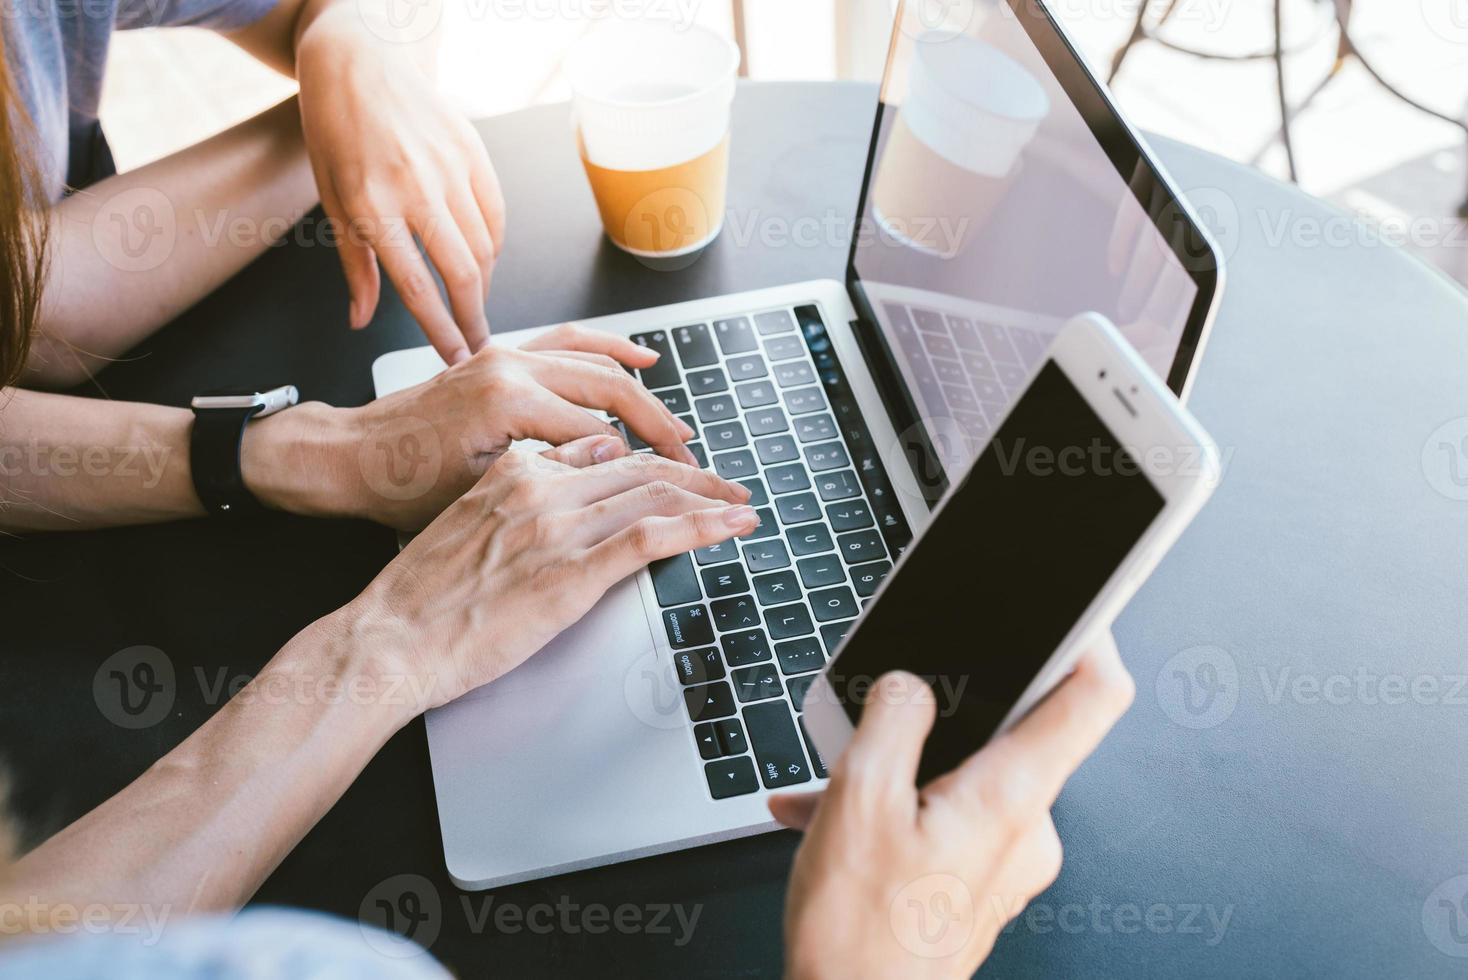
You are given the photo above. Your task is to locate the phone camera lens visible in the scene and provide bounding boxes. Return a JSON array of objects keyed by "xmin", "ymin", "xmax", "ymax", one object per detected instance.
[{"xmin": 1098, "ymin": 369, "xmax": 1107, "ymax": 380}]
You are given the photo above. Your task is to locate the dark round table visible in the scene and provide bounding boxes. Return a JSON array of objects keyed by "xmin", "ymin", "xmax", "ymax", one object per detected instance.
[{"xmin": 3, "ymin": 81, "xmax": 1468, "ymax": 978}]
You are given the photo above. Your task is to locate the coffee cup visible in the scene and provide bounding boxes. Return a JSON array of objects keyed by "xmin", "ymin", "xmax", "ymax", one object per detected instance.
[{"xmin": 566, "ymin": 21, "xmax": 740, "ymax": 263}]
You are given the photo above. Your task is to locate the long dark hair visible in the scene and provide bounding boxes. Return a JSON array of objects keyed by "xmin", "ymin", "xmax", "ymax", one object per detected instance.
[{"xmin": 0, "ymin": 32, "xmax": 47, "ymax": 387}]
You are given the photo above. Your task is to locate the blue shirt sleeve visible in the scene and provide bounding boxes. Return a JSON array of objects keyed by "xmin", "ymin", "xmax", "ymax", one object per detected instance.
[{"xmin": 115, "ymin": 0, "xmax": 279, "ymax": 31}]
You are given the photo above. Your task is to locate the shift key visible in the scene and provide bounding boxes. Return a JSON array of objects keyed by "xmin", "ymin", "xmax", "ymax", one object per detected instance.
[{"xmin": 743, "ymin": 701, "xmax": 812, "ymax": 789}]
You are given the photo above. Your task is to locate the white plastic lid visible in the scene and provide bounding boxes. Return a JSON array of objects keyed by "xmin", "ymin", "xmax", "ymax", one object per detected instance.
[
  {"xmin": 566, "ymin": 21, "xmax": 741, "ymax": 172},
  {"xmin": 903, "ymin": 32, "xmax": 1050, "ymax": 178}
]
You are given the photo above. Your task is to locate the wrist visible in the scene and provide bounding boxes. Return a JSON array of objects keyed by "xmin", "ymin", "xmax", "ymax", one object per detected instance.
[
  {"xmin": 240, "ymin": 401, "xmax": 362, "ymax": 518},
  {"xmin": 296, "ymin": 0, "xmax": 439, "ymax": 76}
]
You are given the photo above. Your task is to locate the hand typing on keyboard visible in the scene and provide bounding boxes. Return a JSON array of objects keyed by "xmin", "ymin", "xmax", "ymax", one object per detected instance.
[
  {"xmin": 775, "ymin": 635, "xmax": 1135, "ymax": 980},
  {"xmin": 309, "ymin": 324, "xmax": 700, "ymax": 532},
  {"xmin": 350, "ymin": 435, "xmax": 756, "ymax": 710}
]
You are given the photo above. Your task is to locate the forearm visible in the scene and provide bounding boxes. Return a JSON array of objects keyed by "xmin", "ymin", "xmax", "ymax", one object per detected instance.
[
  {"xmin": 0, "ymin": 388, "xmax": 355, "ymax": 533},
  {"xmin": 230, "ymin": 0, "xmax": 441, "ymax": 77},
  {"xmin": 1, "ymin": 609, "xmax": 419, "ymax": 923},
  {"xmin": 22, "ymin": 97, "xmax": 317, "ymax": 389}
]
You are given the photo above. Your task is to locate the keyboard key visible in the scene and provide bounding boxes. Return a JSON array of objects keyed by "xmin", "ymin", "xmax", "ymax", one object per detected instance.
[
  {"xmin": 911, "ymin": 307, "xmax": 945, "ymax": 332},
  {"xmin": 790, "ymin": 677, "xmax": 818, "ymax": 715},
  {"xmin": 674, "ymin": 323, "xmax": 719, "ymax": 368},
  {"xmin": 997, "ymin": 361, "xmax": 1027, "ymax": 390},
  {"xmin": 820, "ymin": 621, "xmax": 851, "ymax": 654},
  {"xmin": 763, "ymin": 335, "xmax": 804, "ymax": 361},
  {"xmin": 657, "ymin": 388, "xmax": 690, "ymax": 414},
  {"xmin": 745, "ymin": 407, "xmax": 788, "ymax": 436},
  {"xmin": 695, "ymin": 394, "xmax": 737, "ymax": 423},
  {"xmin": 776, "ymin": 637, "xmax": 824, "ymax": 675},
  {"xmin": 738, "ymin": 478, "xmax": 768, "ymax": 506},
  {"xmin": 705, "ymin": 421, "xmax": 748, "ymax": 452},
  {"xmin": 706, "ymin": 756, "xmax": 759, "ymax": 799},
  {"xmin": 663, "ymin": 604, "xmax": 714, "ymax": 648},
  {"xmin": 805, "ymin": 442, "xmax": 850, "ymax": 472},
  {"xmin": 816, "ymin": 470, "xmax": 861, "ymax": 501},
  {"xmin": 826, "ymin": 499, "xmax": 873, "ymax": 532},
  {"xmin": 796, "ymin": 555, "xmax": 845, "ymax": 589},
  {"xmin": 688, "ymin": 443, "xmax": 708, "ymax": 469},
  {"xmin": 949, "ymin": 316, "xmax": 983, "ymax": 351},
  {"xmin": 980, "ymin": 321, "xmax": 1020, "ymax": 363},
  {"xmin": 714, "ymin": 317, "xmax": 758, "ymax": 354},
  {"xmin": 721, "ymin": 629, "xmax": 771, "ymax": 667},
  {"xmin": 712, "ymin": 595, "xmax": 761, "ymax": 632},
  {"xmin": 925, "ymin": 333, "xmax": 958, "ymax": 360},
  {"xmin": 809, "ymin": 586, "xmax": 858, "ymax": 622},
  {"xmin": 755, "ymin": 434, "xmax": 800, "ymax": 465},
  {"xmin": 755, "ymin": 310, "xmax": 797, "ymax": 335},
  {"xmin": 714, "ymin": 717, "xmax": 748, "ymax": 755},
  {"xmin": 650, "ymin": 554, "xmax": 700, "ymax": 607},
  {"xmin": 774, "ymin": 361, "xmax": 816, "ymax": 388},
  {"xmin": 631, "ymin": 331, "xmax": 680, "ymax": 389},
  {"xmin": 688, "ymin": 368, "xmax": 728, "ymax": 395},
  {"xmin": 694, "ymin": 539, "xmax": 738, "ymax": 566},
  {"xmin": 765, "ymin": 603, "xmax": 815, "ymax": 641},
  {"xmin": 850, "ymin": 560, "xmax": 892, "ymax": 597},
  {"xmin": 799, "ymin": 718, "xmax": 828, "ymax": 776},
  {"xmin": 744, "ymin": 701, "xmax": 812, "ymax": 789},
  {"xmin": 776, "ymin": 492, "xmax": 820, "ymax": 525},
  {"xmin": 766, "ymin": 463, "xmax": 812, "ymax": 495},
  {"xmin": 735, "ymin": 380, "xmax": 778, "ymax": 408},
  {"xmin": 742, "ymin": 540, "xmax": 791, "ymax": 573},
  {"xmin": 739, "ymin": 507, "xmax": 779, "ymax": 541},
  {"xmin": 684, "ymin": 681, "xmax": 735, "ymax": 722},
  {"xmin": 674, "ymin": 647, "xmax": 724, "ymax": 686},
  {"xmin": 789, "ymin": 524, "xmax": 835, "ymax": 557},
  {"xmin": 793, "ymin": 414, "xmax": 836, "ymax": 443},
  {"xmin": 727, "ymin": 354, "xmax": 768, "ymax": 382},
  {"xmin": 732, "ymin": 663, "xmax": 783, "ymax": 703},
  {"xmin": 784, "ymin": 387, "xmax": 826, "ymax": 415},
  {"xmin": 693, "ymin": 722, "xmax": 724, "ymax": 759},
  {"xmin": 753, "ymin": 570, "xmax": 799, "ymax": 606},
  {"xmin": 713, "ymin": 450, "xmax": 757, "ymax": 480},
  {"xmin": 700, "ymin": 562, "xmax": 749, "ymax": 599},
  {"xmin": 932, "ymin": 358, "xmax": 966, "ymax": 387},
  {"xmin": 837, "ymin": 530, "xmax": 885, "ymax": 565}
]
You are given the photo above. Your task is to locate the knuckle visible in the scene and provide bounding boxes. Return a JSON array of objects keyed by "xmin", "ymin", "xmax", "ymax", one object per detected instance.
[
  {"xmin": 443, "ymin": 260, "xmax": 481, "ymax": 292},
  {"xmin": 643, "ymin": 480, "xmax": 680, "ymax": 510},
  {"xmin": 981, "ymin": 764, "xmax": 1040, "ymax": 830},
  {"xmin": 623, "ymin": 518, "xmax": 661, "ymax": 559},
  {"xmin": 527, "ymin": 513, "xmax": 562, "ymax": 549}
]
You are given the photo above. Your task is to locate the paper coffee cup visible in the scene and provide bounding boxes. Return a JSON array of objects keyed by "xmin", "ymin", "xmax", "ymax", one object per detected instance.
[
  {"xmin": 566, "ymin": 21, "xmax": 740, "ymax": 259},
  {"xmin": 872, "ymin": 31, "xmax": 1049, "ymax": 258}
]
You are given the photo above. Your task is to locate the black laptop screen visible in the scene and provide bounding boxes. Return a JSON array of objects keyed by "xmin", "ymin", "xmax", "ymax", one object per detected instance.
[{"xmin": 849, "ymin": 1, "xmax": 1204, "ymax": 488}]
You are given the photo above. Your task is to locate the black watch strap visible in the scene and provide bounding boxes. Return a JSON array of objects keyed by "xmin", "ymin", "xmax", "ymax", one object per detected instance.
[{"xmin": 190, "ymin": 404, "xmax": 266, "ymax": 518}]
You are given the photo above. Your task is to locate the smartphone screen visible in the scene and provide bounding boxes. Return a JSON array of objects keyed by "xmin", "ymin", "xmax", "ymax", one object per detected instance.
[{"xmin": 825, "ymin": 360, "xmax": 1165, "ymax": 783}]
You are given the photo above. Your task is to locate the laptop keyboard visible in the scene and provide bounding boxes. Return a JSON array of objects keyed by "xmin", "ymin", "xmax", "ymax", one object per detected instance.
[{"xmin": 621, "ymin": 305, "xmax": 913, "ymax": 800}]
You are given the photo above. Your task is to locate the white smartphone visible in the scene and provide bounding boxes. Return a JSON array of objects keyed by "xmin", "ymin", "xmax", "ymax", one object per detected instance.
[{"xmin": 803, "ymin": 313, "xmax": 1221, "ymax": 784}]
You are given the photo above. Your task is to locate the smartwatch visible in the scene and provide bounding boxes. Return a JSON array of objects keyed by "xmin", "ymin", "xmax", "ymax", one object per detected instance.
[{"xmin": 189, "ymin": 385, "xmax": 299, "ymax": 517}]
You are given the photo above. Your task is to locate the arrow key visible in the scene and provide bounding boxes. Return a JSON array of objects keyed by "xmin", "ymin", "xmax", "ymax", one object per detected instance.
[{"xmin": 705, "ymin": 756, "xmax": 759, "ymax": 799}]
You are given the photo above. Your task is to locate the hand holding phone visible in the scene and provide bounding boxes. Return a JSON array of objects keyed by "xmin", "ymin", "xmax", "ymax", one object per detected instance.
[
  {"xmin": 803, "ymin": 312, "xmax": 1219, "ymax": 783},
  {"xmin": 777, "ymin": 635, "xmax": 1136, "ymax": 979}
]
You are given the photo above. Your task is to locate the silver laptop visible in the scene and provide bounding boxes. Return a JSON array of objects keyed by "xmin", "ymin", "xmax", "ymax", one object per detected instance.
[{"xmin": 372, "ymin": 0, "xmax": 1224, "ymax": 890}]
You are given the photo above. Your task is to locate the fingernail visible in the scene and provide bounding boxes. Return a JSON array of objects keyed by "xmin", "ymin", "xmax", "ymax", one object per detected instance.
[
  {"xmin": 734, "ymin": 482, "xmax": 753, "ymax": 501},
  {"xmin": 682, "ymin": 447, "xmax": 701, "ymax": 467},
  {"xmin": 592, "ymin": 437, "xmax": 620, "ymax": 463},
  {"xmin": 451, "ymin": 348, "xmax": 471, "ymax": 366},
  {"xmin": 723, "ymin": 505, "xmax": 758, "ymax": 529},
  {"xmin": 676, "ymin": 419, "xmax": 696, "ymax": 440}
]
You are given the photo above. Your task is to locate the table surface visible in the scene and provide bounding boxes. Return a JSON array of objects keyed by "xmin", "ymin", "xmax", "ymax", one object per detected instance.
[{"xmin": 4, "ymin": 81, "xmax": 1468, "ymax": 979}]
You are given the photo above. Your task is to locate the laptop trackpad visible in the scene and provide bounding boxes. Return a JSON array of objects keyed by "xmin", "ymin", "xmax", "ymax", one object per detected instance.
[{"xmin": 453, "ymin": 576, "xmax": 659, "ymax": 702}]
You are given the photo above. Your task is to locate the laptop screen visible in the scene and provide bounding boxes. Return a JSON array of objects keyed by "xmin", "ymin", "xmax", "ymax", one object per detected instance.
[{"xmin": 848, "ymin": 0, "xmax": 1212, "ymax": 489}]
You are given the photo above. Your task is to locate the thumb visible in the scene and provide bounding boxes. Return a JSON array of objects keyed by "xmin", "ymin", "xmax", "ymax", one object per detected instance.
[{"xmin": 769, "ymin": 791, "xmax": 823, "ymax": 831}]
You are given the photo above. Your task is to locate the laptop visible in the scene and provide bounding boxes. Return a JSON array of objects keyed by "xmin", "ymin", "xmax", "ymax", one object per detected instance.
[{"xmin": 372, "ymin": 0, "xmax": 1224, "ymax": 890}]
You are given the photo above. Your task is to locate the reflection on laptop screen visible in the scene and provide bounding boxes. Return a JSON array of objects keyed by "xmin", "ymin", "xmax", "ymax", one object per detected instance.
[{"xmin": 854, "ymin": 2, "xmax": 1200, "ymax": 480}]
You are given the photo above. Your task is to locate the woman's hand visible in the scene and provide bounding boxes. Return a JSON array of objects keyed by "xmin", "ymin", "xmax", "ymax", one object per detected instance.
[
  {"xmin": 244, "ymin": 324, "xmax": 706, "ymax": 531},
  {"xmin": 341, "ymin": 435, "xmax": 758, "ymax": 710},
  {"xmin": 775, "ymin": 636, "xmax": 1135, "ymax": 980},
  {"xmin": 293, "ymin": 2, "xmax": 504, "ymax": 364}
]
